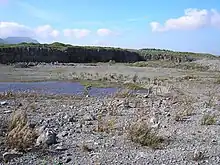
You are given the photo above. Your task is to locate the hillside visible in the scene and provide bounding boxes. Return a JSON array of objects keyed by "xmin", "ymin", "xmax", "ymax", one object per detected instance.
[
  {"xmin": 0, "ymin": 42, "xmax": 218, "ymax": 64},
  {"xmin": 0, "ymin": 38, "xmax": 5, "ymax": 44},
  {"xmin": 2, "ymin": 37, "xmax": 39, "ymax": 44}
]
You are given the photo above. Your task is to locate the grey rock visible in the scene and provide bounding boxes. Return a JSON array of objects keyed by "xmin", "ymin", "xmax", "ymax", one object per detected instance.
[
  {"xmin": 216, "ymin": 120, "xmax": 220, "ymax": 125},
  {"xmin": 55, "ymin": 146, "xmax": 68, "ymax": 151},
  {"xmin": 83, "ymin": 114, "xmax": 95, "ymax": 121},
  {"xmin": 68, "ymin": 116, "xmax": 77, "ymax": 122},
  {"xmin": 193, "ymin": 149, "xmax": 204, "ymax": 161},
  {"xmin": 4, "ymin": 110, "xmax": 12, "ymax": 114},
  {"xmin": 75, "ymin": 123, "xmax": 82, "ymax": 129},
  {"xmin": 57, "ymin": 131, "xmax": 68, "ymax": 138},
  {"xmin": 36, "ymin": 128, "xmax": 57, "ymax": 146},
  {"xmin": 3, "ymin": 150, "xmax": 23, "ymax": 162},
  {"xmin": 65, "ymin": 157, "xmax": 72, "ymax": 163},
  {"xmin": 0, "ymin": 101, "xmax": 8, "ymax": 106}
]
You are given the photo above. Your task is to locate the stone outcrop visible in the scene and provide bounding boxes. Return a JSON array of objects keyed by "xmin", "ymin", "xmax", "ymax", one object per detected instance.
[
  {"xmin": 0, "ymin": 47, "xmax": 141, "ymax": 64},
  {"xmin": 0, "ymin": 46, "xmax": 198, "ymax": 64}
]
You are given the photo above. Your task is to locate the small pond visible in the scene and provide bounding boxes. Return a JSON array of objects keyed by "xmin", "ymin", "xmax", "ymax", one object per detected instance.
[{"xmin": 0, "ymin": 81, "xmax": 119, "ymax": 97}]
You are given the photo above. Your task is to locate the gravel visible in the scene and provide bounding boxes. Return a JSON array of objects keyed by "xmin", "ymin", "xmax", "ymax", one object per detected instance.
[{"xmin": 1, "ymin": 61, "xmax": 220, "ymax": 164}]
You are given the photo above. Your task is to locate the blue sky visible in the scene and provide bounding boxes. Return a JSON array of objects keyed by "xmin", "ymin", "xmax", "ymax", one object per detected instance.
[{"xmin": 0, "ymin": 0, "xmax": 219, "ymax": 54}]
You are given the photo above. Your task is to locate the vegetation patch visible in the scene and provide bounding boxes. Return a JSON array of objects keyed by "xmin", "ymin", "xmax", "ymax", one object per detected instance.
[
  {"xmin": 6, "ymin": 110, "xmax": 38, "ymax": 151},
  {"xmin": 128, "ymin": 61, "xmax": 210, "ymax": 71},
  {"xmin": 178, "ymin": 63, "xmax": 209, "ymax": 71},
  {"xmin": 80, "ymin": 80, "xmax": 120, "ymax": 88},
  {"xmin": 123, "ymin": 83, "xmax": 146, "ymax": 90},
  {"xmin": 201, "ymin": 114, "xmax": 216, "ymax": 125},
  {"xmin": 214, "ymin": 76, "xmax": 220, "ymax": 84},
  {"xmin": 113, "ymin": 89, "xmax": 136, "ymax": 98},
  {"xmin": 80, "ymin": 79, "xmax": 146, "ymax": 91},
  {"xmin": 128, "ymin": 120, "xmax": 164, "ymax": 149},
  {"xmin": 127, "ymin": 61, "xmax": 176, "ymax": 68}
]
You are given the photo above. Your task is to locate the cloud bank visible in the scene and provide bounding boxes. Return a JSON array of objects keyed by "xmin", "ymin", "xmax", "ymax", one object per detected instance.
[
  {"xmin": 0, "ymin": 22, "xmax": 116, "ymax": 41},
  {"xmin": 0, "ymin": 22, "xmax": 59, "ymax": 40},
  {"xmin": 150, "ymin": 8, "xmax": 220, "ymax": 32}
]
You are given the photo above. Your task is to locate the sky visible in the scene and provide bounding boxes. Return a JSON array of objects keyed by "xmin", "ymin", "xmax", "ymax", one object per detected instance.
[{"xmin": 0, "ymin": 0, "xmax": 219, "ymax": 54}]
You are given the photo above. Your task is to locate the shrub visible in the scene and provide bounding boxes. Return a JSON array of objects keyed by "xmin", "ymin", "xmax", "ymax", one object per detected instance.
[
  {"xmin": 128, "ymin": 120, "xmax": 164, "ymax": 149},
  {"xmin": 201, "ymin": 114, "xmax": 216, "ymax": 125},
  {"xmin": 6, "ymin": 110, "xmax": 38, "ymax": 151}
]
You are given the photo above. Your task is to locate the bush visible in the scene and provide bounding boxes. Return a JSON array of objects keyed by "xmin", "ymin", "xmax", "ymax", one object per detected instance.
[
  {"xmin": 201, "ymin": 114, "xmax": 216, "ymax": 125},
  {"xmin": 6, "ymin": 110, "xmax": 38, "ymax": 151},
  {"xmin": 128, "ymin": 120, "xmax": 164, "ymax": 149}
]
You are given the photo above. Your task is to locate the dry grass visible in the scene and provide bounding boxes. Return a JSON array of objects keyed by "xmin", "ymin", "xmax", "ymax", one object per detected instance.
[
  {"xmin": 128, "ymin": 120, "xmax": 164, "ymax": 149},
  {"xmin": 113, "ymin": 89, "xmax": 135, "ymax": 98},
  {"xmin": 0, "ymin": 116, "xmax": 8, "ymax": 136},
  {"xmin": 0, "ymin": 91, "xmax": 15, "ymax": 99},
  {"xmin": 179, "ymin": 75, "xmax": 198, "ymax": 82},
  {"xmin": 201, "ymin": 114, "xmax": 216, "ymax": 125},
  {"xmin": 6, "ymin": 110, "xmax": 38, "ymax": 151},
  {"xmin": 123, "ymin": 82, "xmax": 146, "ymax": 90},
  {"xmin": 95, "ymin": 112, "xmax": 116, "ymax": 134},
  {"xmin": 128, "ymin": 61, "xmax": 209, "ymax": 71},
  {"xmin": 174, "ymin": 95, "xmax": 195, "ymax": 121},
  {"xmin": 204, "ymin": 91, "xmax": 217, "ymax": 108},
  {"xmin": 214, "ymin": 76, "xmax": 220, "ymax": 84},
  {"xmin": 81, "ymin": 142, "xmax": 93, "ymax": 152}
]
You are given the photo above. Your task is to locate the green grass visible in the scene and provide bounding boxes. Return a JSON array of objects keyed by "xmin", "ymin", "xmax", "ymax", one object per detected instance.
[
  {"xmin": 0, "ymin": 42, "xmax": 217, "ymax": 59},
  {"xmin": 0, "ymin": 42, "xmax": 123, "ymax": 51},
  {"xmin": 128, "ymin": 61, "xmax": 209, "ymax": 71}
]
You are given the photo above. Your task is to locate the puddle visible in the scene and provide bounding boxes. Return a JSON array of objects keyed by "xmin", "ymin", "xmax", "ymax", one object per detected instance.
[{"xmin": 0, "ymin": 81, "xmax": 119, "ymax": 97}]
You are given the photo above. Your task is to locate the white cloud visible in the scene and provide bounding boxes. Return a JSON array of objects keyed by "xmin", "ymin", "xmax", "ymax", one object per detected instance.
[
  {"xmin": 63, "ymin": 29, "xmax": 91, "ymax": 39},
  {"xmin": 150, "ymin": 8, "xmax": 220, "ymax": 32},
  {"xmin": 211, "ymin": 9, "xmax": 220, "ymax": 28},
  {"xmin": 0, "ymin": 21, "xmax": 119, "ymax": 43},
  {"xmin": 97, "ymin": 28, "xmax": 114, "ymax": 37},
  {"xmin": 35, "ymin": 25, "xmax": 60, "ymax": 39},
  {"xmin": 0, "ymin": 22, "xmax": 33, "ymax": 38},
  {"xmin": 0, "ymin": 22, "xmax": 59, "ymax": 40}
]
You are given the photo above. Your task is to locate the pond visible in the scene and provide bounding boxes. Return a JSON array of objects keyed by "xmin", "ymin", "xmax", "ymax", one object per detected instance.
[{"xmin": 0, "ymin": 81, "xmax": 119, "ymax": 97}]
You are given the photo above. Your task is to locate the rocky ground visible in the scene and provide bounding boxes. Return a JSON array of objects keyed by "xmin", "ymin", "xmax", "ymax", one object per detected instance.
[{"xmin": 1, "ymin": 60, "xmax": 220, "ymax": 164}]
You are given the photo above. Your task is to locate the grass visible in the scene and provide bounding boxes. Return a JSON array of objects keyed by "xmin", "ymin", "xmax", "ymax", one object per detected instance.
[
  {"xmin": 0, "ymin": 116, "xmax": 8, "ymax": 136},
  {"xmin": 82, "ymin": 143, "xmax": 93, "ymax": 152},
  {"xmin": 201, "ymin": 114, "xmax": 216, "ymax": 125},
  {"xmin": 80, "ymin": 79, "xmax": 119, "ymax": 88},
  {"xmin": 80, "ymin": 79, "xmax": 146, "ymax": 91},
  {"xmin": 0, "ymin": 91, "xmax": 15, "ymax": 99},
  {"xmin": 6, "ymin": 110, "xmax": 38, "ymax": 151},
  {"xmin": 123, "ymin": 83, "xmax": 146, "ymax": 90},
  {"xmin": 113, "ymin": 89, "xmax": 135, "ymax": 98},
  {"xmin": 95, "ymin": 115, "xmax": 116, "ymax": 133},
  {"xmin": 205, "ymin": 91, "xmax": 216, "ymax": 108},
  {"xmin": 128, "ymin": 120, "xmax": 164, "ymax": 149},
  {"xmin": 127, "ymin": 61, "xmax": 176, "ymax": 68},
  {"xmin": 214, "ymin": 77, "xmax": 220, "ymax": 84},
  {"xmin": 178, "ymin": 75, "xmax": 198, "ymax": 82},
  {"xmin": 128, "ymin": 61, "xmax": 209, "ymax": 71},
  {"xmin": 174, "ymin": 95, "xmax": 195, "ymax": 121}
]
